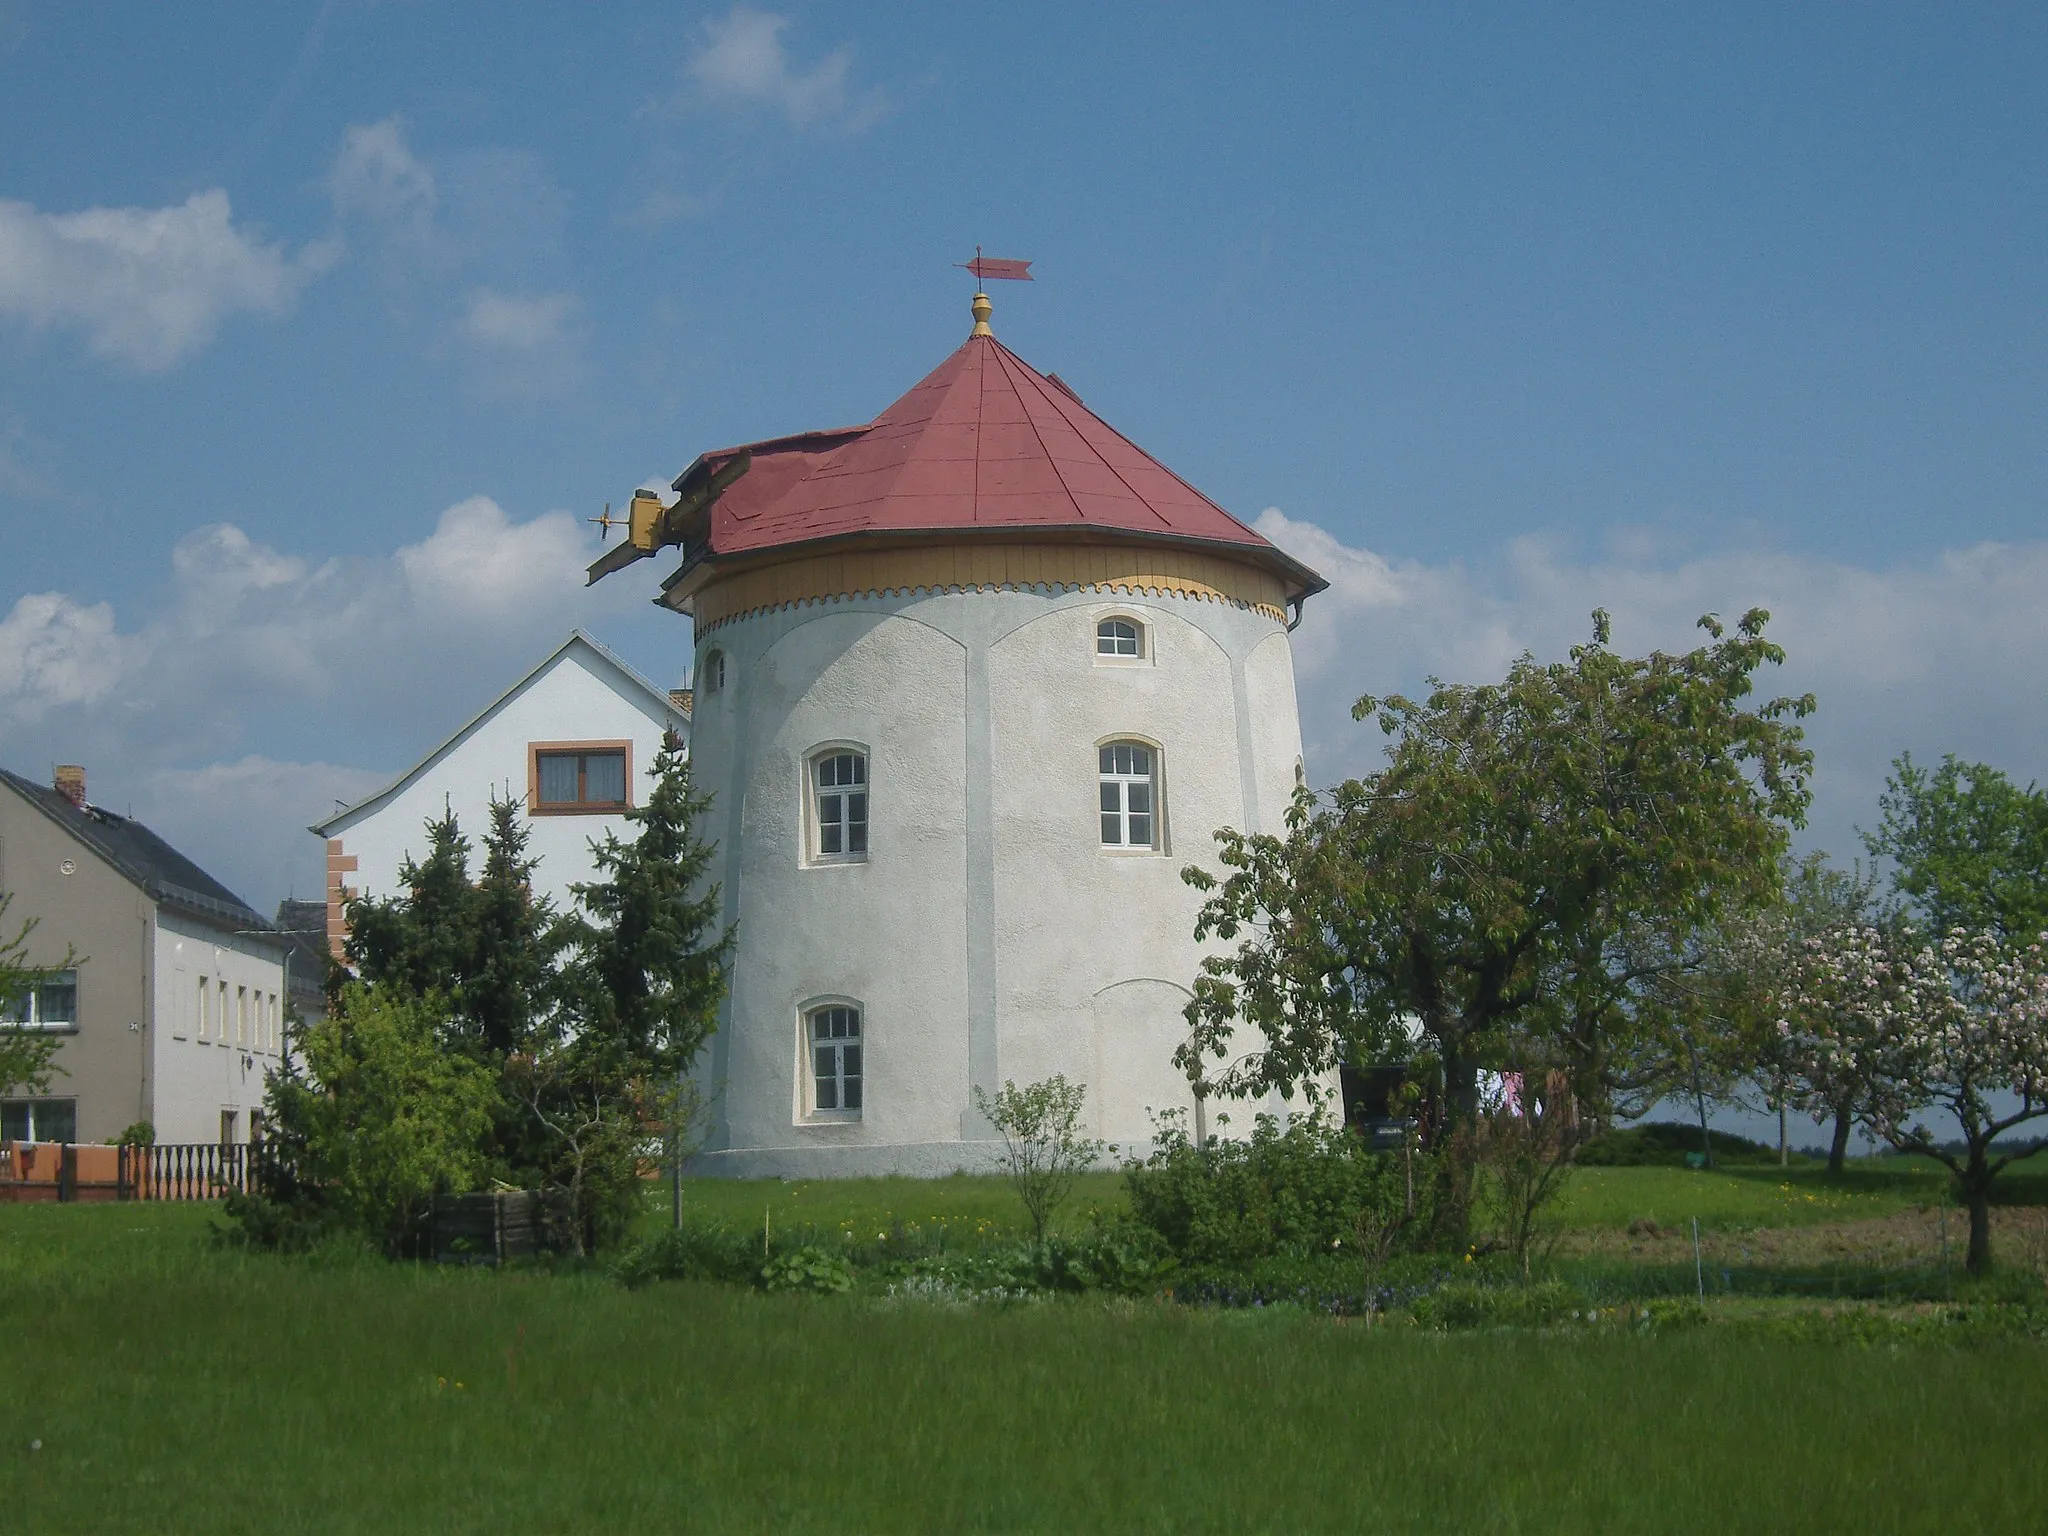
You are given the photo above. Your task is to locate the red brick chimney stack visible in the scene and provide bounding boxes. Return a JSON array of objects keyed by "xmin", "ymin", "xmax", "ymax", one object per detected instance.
[{"xmin": 53, "ymin": 764, "xmax": 85, "ymax": 809}]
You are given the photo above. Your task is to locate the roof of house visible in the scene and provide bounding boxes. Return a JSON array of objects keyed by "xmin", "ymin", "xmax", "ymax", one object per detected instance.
[
  {"xmin": 312, "ymin": 629, "xmax": 686, "ymax": 838},
  {"xmin": 654, "ymin": 301, "xmax": 1326, "ymax": 603},
  {"xmin": 0, "ymin": 768, "xmax": 274, "ymax": 937},
  {"xmin": 272, "ymin": 899, "xmax": 330, "ymax": 1001}
]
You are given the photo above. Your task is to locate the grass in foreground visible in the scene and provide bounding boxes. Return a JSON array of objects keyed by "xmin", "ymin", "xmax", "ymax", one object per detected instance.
[{"xmin": 2, "ymin": 1201, "xmax": 2045, "ymax": 1534}]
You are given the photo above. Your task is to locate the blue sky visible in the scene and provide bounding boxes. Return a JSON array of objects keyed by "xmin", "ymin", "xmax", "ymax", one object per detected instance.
[{"xmin": 2, "ymin": 2, "xmax": 2045, "ymax": 928}]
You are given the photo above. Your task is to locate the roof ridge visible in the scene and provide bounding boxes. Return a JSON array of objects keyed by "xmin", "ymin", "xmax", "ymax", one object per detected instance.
[
  {"xmin": 994, "ymin": 338, "xmax": 1271, "ymax": 546},
  {"xmin": 992, "ymin": 340, "xmax": 1167, "ymax": 531}
]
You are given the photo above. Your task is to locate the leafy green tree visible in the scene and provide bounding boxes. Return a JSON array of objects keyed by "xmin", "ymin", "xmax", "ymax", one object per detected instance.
[
  {"xmin": 538, "ymin": 736, "xmax": 733, "ymax": 1248},
  {"xmin": 1864, "ymin": 753, "xmax": 2048, "ymax": 941},
  {"xmin": 0, "ymin": 892, "xmax": 70, "ymax": 1103},
  {"xmin": 973, "ymin": 1074, "xmax": 1103, "ymax": 1244},
  {"xmin": 1185, "ymin": 610, "xmax": 1811, "ymax": 1119},
  {"xmin": 288, "ymin": 983, "xmax": 500, "ymax": 1254},
  {"xmin": 1183, "ymin": 610, "xmax": 1813, "ymax": 1238}
]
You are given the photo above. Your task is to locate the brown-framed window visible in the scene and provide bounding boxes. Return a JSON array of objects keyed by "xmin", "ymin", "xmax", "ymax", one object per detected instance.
[{"xmin": 528, "ymin": 740, "xmax": 633, "ymax": 814}]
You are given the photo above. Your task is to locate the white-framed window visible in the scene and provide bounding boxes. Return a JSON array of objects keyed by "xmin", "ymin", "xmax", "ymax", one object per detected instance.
[
  {"xmin": 197, "ymin": 975, "xmax": 211, "ymax": 1043},
  {"xmin": 236, "ymin": 985, "xmax": 249, "ymax": 1047},
  {"xmin": 268, "ymin": 992, "xmax": 280, "ymax": 1053},
  {"xmin": 1095, "ymin": 615, "xmax": 1146, "ymax": 660},
  {"xmin": 218, "ymin": 980, "xmax": 229, "ymax": 1048},
  {"xmin": 1099, "ymin": 741, "xmax": 1159, "ymax": 850},
  {"xmin": 808, "ymin": 748, "xmax": 869, "ymax": 863},
  {"xmin": 0, "ymin": 969, "xmax": 77, "ymax": 1031},
  {"xmin": 804, "ymin": 1003, "xmax": 863, "ymax": 1119},
  {"xmin": 699, "ymin": 649, "xmax": 726, "ymax": 695}
]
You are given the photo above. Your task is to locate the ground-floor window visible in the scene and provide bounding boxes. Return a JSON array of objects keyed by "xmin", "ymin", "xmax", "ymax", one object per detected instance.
[
  {"xmin": 0, "ymin": 1099, "xmax": 77, "ymax": 1143},
  {"xmin": 805, "ymin": 1004, "xmax": 863, "ymax": 1117}
]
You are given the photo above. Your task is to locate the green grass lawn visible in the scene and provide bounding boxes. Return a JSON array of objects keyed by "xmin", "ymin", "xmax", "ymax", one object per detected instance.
[
  {"xmin": 2, "ymin": 1189, "xmax": 2045, "ymax": 1533},
  {"xmin": 656, "ymin": 1168, "xmax": 1130, "ymax": 1246}
]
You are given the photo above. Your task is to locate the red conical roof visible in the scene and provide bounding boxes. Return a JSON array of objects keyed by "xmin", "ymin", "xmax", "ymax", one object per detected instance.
[{"xmin": 662, "ymin": 323, "xmax": 1323, "ymax": 602}]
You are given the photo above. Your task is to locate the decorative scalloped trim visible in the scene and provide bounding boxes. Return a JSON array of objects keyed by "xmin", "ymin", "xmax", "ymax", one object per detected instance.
[{"xmin": 693, "ymin": 580, "xmax": 1286, "ymax": 637}]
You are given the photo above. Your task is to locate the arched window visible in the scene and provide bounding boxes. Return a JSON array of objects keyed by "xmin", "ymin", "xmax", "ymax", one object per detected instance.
[
  {"xmin": 1095, "ymin": 616, "xmax": 1144, "ymax": 659},
  {"xmin": 1099, "ymin": 741, "xmax": 1158, "ymax": 849},
  {"xmin": 809, "ymin": 748, "xmax": 869, "ymax": 862},
  {"xmin": 805, "ymin": 1003, "xmax": 863, "ymax": 1118},
  {"xmin": 699, "ymin": 649, "xmax": 726, "ymax": 694}
]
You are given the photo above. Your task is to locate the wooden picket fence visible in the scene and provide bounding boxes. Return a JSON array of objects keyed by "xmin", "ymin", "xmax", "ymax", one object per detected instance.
[{"xmin": 0, "ymin": 1141, "xmax": 276, "ymax": 1202}]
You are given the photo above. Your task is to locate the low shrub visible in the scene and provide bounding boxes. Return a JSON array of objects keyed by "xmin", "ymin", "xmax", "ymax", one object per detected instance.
[
  {"xmin": 1124, "ymin": 1112, "xmax": 1420, "ymax": 1266},
  {"xmin": 217, "ymin": 1188, "xmax": 346, "ymax": 1255},
  {"xmin": 761, "ymin": 1246, "xmax": 856, "ymax": 1294},
  {"xmin": 612, "ymin": 1219, "xmax": 761, "ymax": 1288},
  {"xmin": 1408, "ymin": 1280, "xmax": 1587, "ymax": 1330}
]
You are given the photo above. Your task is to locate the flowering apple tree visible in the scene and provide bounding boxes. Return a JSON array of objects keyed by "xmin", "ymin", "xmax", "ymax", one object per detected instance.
[{"xmin": 1779, "ymin": 924, "xmax": 2048, "ymax": 1274}]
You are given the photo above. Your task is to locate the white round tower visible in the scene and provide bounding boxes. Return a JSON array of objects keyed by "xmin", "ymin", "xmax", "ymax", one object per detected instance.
[{"xmin": 601, "ymin": 292, "xmax": 1325, "ymax": 1176}]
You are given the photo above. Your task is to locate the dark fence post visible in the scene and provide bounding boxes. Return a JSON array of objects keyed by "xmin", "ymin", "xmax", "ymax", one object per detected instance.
[{"xmin": 58, "ymin": 1143, "xmax": 77, "ymax": 1203}]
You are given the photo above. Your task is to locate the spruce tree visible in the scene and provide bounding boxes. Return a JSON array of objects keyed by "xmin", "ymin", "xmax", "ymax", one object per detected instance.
[{"xmin": 562, "ymin": 735, "xmax": 733, "ymax": 1081}]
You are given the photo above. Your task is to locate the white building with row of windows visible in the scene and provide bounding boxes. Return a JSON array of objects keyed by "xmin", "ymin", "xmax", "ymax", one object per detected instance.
[{"xmin": 591, "ymin": 291, "xmax": 1327, "ymax": 1176}]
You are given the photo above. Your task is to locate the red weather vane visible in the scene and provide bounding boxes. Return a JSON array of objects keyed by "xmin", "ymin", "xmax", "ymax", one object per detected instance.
[{"xmin": 957, "ymin": 245, "xmax": 1033, "ymax": 283}]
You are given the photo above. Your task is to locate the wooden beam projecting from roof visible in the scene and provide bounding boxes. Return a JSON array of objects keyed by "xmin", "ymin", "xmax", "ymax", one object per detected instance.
[{"xmin": 585, "ymin": 452, "xmax": 752, "ymax": 586}]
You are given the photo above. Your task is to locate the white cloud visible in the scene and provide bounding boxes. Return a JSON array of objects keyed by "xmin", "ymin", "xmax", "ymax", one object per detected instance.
[
  {"xmin": 397, "ymin": 492, "xmax": 592, "ymax": 619},
  {"xmin": 683, "ymin": 6, "xmax": 885, "ymax": 131},
  {"xmin": 0, "ymin": 496, "xmax": 676, "ymax": 911},
  {"xmin": 326, "ymin": 119, "xmax": 579, "ymax": 382},
  {"xmin": 0, "ymin": 591, "xmax": 130, "ymax": 713},
  {"xmin": 327, "ymin": 115, "xmax": 438, "ymax": 231},
  {"xmin": 457, "ymin": 285, "xmax": 576, "ymax": 352},
  {"xmin": 1260, "ymin": 509, "xmax": 2048, "ymax": 866},
  {"xmin": 0, "ymin": 189, "xmax": 332, "ymax": 370}
]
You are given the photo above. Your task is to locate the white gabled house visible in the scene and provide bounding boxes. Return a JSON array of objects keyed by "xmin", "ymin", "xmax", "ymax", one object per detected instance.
[{"xmin": 313, "ymin": 631, "xmax": 691, "ymax": 954}]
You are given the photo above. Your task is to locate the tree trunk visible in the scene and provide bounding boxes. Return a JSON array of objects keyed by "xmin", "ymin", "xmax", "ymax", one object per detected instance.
[
  {"xmin": 1964, "ymin": 1149, "xmax": 1993, "ymax": 1277},
  {"xmin": 1827, "ymin": 1110, "xmax": 1852, "ymax": 1175},
  {"xmin": 1778, "ymin": 1103, "xmax": 1788, "ymax": 1168}
]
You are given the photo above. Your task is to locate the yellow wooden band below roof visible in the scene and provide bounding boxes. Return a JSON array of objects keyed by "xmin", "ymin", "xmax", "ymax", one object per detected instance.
[{"xmin": 689, "ymin": 541, "xmax": 1290, "ymax": 635}]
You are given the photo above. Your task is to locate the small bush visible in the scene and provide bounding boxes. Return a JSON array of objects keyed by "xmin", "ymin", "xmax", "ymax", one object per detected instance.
[
  {"xmin": 761, "ymin": 1246, "xmax": 855, "ymax": 1294},
  {"xmin": 217, "ymin": 1188, "xmax": 345, "ymax": 1254},
  {"xmin": 1124, "ymin": 1112, "xmax": 1420, "ymax": 1266},
  {"xmin": 612, "ymin": 1219, "xmax": 760, "ymax": 1287},
  {"xmin": 1408, "ymin": 1280, "xmax": 1587, "ymax": 1330}
]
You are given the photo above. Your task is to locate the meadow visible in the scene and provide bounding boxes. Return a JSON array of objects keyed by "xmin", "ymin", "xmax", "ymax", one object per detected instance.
[{"xmin": 2, "ymin": 1162, "xmax": 2044, "ymax": 1534}]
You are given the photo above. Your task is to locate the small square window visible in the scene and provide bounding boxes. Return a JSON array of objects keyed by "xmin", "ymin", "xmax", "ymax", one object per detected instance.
[
  {"xmin": 1096, "ymin": 617, "xmax": 1144, "ymax": 659},
  {"xmin": 530, "ymin": 742, "xmax": 633, "ymax": 814}
]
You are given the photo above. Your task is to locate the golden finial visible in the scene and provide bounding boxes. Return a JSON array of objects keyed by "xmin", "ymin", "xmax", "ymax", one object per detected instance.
[{"xmin": 970, "ymin": 291, "xmax": 993, "ymax": 337}]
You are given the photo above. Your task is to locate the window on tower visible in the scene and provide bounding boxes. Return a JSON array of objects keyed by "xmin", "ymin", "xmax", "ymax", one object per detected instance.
[
  {"xmin": 1095, "ymin": 616, "xmax": 1145, "ymax": 660},
  {"xmin": 808, "ymin": 747, "xmax": 869, "ymax": 863},
  {"xmin": 804, "ymin": 1003, "xmax": 863, "ymax": 1119},
  {"xmin": 1099, "ymin": 740, "xmax": 1160, "ymax": 850}
]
